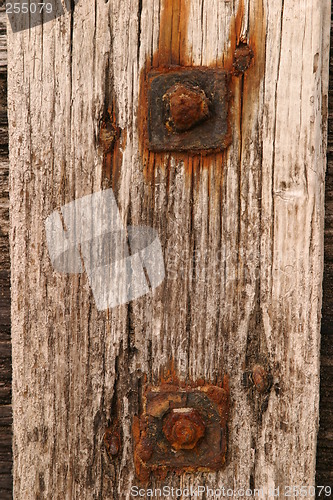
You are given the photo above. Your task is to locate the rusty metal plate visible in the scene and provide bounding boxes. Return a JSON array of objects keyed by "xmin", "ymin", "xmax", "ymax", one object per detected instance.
[
  {"xmin": 148, "ymin": 68, "xmax": 231, "ymax": 153},
  {"xmin": 133, "ymin": 382, "xmax": 229, "ymax": 481}
]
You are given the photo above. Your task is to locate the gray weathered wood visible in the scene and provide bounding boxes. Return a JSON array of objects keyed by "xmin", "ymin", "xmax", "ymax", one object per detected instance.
[
  {"xmin": 0, "ymin": 4, "xmax": 11, "ymax": 499},
  {"xmin": 8, "ymin": 1, "xmax": 331, "ymax": 498}
]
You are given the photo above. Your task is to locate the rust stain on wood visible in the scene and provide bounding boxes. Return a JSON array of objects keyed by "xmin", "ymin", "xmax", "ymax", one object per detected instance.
[
  {"xmin": 138, "ymin": 0, "xmax": 266, "ymax": 190},
  {"xmin": 242, "ymin": 1, "xmax": 266, "ymax": 125},
  {"xmin": 235, "ymin": 0, "xmax": 245, "ymax": 47},
  {"xmin": 155, "ymin": 0, "xmax": 191, "ymax": 68},
  {"xmin": 138, "ymin": 0, "xmax": 191, "ymax": 185},
  {"xmin": 227, "ymin": 0, "xmax": 266, "ymax": 131}
]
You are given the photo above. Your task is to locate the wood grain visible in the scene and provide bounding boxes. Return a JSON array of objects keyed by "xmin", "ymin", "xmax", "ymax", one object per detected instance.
[
  {"xmin": 0, "ymin": 4, "xmax": 11, "ymax": 499},
  {"xmin": 8, "ymin": 1, "xmax": 331, "ymax": 498}
]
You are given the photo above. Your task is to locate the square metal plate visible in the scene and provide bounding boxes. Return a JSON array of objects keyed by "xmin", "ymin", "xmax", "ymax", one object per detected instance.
[{"xmin": 148, "ymin": 68, "xmax": 231, "ymax": 153}]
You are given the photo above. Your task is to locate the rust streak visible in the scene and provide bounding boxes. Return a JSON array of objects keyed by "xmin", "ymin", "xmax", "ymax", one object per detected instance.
[
  {"xmin": 242, "ymin": 0, "xmax": 266, "ymax": 125},
  {"xmin": 158, "ymin": 0, "xmax": 190, "ymax": 67},
  {"xmin": 138, "ymin": 0, "xmax": 266, "ymax": 191},
  {"xmin": 235, "ymin": 0, "xmax": 245, "ymax": 46},
  {"xmin": 138, "ymin": 0, "xmax": 191, "ymax": 184}
]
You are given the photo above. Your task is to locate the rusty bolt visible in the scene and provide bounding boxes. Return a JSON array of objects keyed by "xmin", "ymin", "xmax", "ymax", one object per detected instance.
[
  {"xmin": 233, "ymin": 44, "xmax": 254, "ymax": 76},
  {"xmin": 104, "ymin": 429, "xmax": 120, "ymax": 458},
  {"xmin": 163, "ymin": 84, "xmax": 210, "ymax": 133},
  {"xmin": 252, "ymin": 365, "xmax": 270, "ymax": 394},
  {"xmin": 163, "ymin": 408, "xmax": 205, "ymax": 450}
]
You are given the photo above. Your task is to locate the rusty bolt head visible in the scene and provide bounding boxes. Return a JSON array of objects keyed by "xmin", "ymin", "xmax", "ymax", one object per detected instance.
[
  {"xmin": 104, "ymin": 429, "xmax": 120, "ymax": 458},
  {"xmin": 163, "ymin": 408, "xmax": 205, "ymax": 450},
  {"xmin": 233, "ymin": 44, "xmax": 254, "ymax": 76},
  {"xmin": 163, "ymin": 84, "xmax": 210, "ymax": 133},
  {"xmin": 252, "ymin": 365, "xmax": 270, "ymax": 394}
]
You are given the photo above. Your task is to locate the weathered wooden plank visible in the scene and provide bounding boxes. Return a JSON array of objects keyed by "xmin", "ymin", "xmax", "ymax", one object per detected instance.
[
  {"xmin": 316, "ymin": 14, "xmax": 333, "ymax": 487},
  {"xmin": 8, "ymin": 1, "xmax": 331, "ymax": 499},
  {"xmin": 0, "ymin": 5, "xmax": 11, "ymax": 499}
]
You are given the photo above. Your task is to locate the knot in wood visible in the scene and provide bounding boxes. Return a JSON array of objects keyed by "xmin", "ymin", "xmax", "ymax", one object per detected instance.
[
  {"xmin": 163, "ymin": 84, "xmax": 210, "ymax": 132},
  {"xmin": 104, "ymin": 429, "xmax": 120, "ymax": 458},
  {"xmin": 99, "ymin": 121, "xmax": 118, "ymax": 153},
  {"xmin": 252, "ymin": 365, "xmax": 270, "ymax": 394}
]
